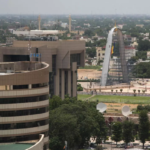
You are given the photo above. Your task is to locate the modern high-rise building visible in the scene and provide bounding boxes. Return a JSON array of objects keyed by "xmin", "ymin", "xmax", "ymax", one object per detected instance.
[
  {"xmin": 0, "ymin": 40, "xmax": 85, "ymax": 99},
  {"xmin": 0, "ymin": 39, "xmax": 85, "ymax": 149},
  {"xmin": 0, "ymin": 61, "xmax": 49, "ymax": 149}
]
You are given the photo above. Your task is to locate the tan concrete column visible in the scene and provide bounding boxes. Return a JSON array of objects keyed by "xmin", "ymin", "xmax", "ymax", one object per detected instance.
[
  {"xmin": 28, "ymin": 84, "xmax": 32, "ymax": 89},
  {"xmin": 9, "ymin": 85, "xmax": 13, "ymax": 90},
  {"xmin": 68, "ymin": 70, "xmax": 71, "ymax": 97},
  {"xmin": 61, "ymin": 70, "xmax": 65, "ymax": 100},
  {"xmin": 72, "ymin": 71, "xmax": 77, "ymax": 97},
  {"xmin": 54, "ymin": 69, "xmax": 59, "ymax": 96},
  {"xmin": 71, "ymin": 62, "xmax": 77, "ymax": 98}
]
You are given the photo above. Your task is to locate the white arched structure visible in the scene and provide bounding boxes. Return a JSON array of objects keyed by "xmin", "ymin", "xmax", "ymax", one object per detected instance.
[{"xmin": 101, "ymin": 27, "xmax": 128, "ymax": 86}]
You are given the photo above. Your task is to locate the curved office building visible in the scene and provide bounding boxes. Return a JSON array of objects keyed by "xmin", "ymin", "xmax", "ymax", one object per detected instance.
[{"xmin": 0, "ymin": 61, "xmax": 49, "ymax": 149}]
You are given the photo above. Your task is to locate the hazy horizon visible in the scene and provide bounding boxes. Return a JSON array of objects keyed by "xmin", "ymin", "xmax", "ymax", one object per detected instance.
[{"xmin": 0, "ymin": 0, "xmax": 150, "ymax": 15}]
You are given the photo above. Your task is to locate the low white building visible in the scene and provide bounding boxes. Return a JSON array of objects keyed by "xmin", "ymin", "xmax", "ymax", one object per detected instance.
[
  {"xmin": 118, "ymin": 24, "xmax": 124, "ymax": 29},
  {"xmin": 124, "ymin": 46, "xmax": 137, "ymax": 61},
  {"xmin": 136, "ymin": 24, "xmax": 144, "ymax": 28},
  {"xmin": 61, "ymin": 23, "xmax": 68, "ymax": 28},
  {"xmin": 131, "ymin": 42, "xmax": 138, "ymax": 48},
  {"xmin": 96, "ymin": 47, "xmax": 105, "ymax": 62},
  {"xmin": 147, "ymin": 51, "xmax": 150, "ymax": 59}
]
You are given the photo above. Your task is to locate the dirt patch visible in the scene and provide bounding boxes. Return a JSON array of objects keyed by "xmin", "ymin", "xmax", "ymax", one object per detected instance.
[{"xmin": 78, "ymin": 69, "xmax": 101, "ymax": 80}]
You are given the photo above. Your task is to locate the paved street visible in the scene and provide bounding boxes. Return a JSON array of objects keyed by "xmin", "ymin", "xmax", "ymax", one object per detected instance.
[{"xmin": 101, "ymin": 144, "xmax": 144, "ymax": 150}]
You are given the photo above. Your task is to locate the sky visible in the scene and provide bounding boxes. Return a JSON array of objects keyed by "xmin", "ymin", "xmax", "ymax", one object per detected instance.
[{"xmin": 0, "ymin": 0, "xmax": 150, "ymax": 15}]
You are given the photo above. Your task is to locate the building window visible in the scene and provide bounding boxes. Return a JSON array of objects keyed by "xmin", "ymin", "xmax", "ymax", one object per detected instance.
[
  {"xmin": 52, "ymin": 55, "xmax": 56, "ymax": 75},
  {"xmin": 70, "ymin": 54, "xmax": 81, "ymax": 66},
  {"xmin": 59, "ymin": 70, "xmax": 61, "ymax": 97},
  {"xmin": 0, "ymin": 94, "xmax": 49, "ymax": 104},
  {"xmin": 98, "ymin": 53, "xmax": 100, "ymax": 56},
  {"xmin": 49, "ymin": 73, "xmax": 54, "ymax": 98},
  {"xmin": 71, "ymin": 71, "xmax": 73, "ymax": 97},
  {"xmin": 13, "ymin": 85, "xmax": 28, "ymax": 89},
  {"xmin": 0, "ymin": 106, "xmax": 49, "ymax": 117}
]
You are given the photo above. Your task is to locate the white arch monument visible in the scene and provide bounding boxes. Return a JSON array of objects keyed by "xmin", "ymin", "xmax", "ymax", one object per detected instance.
[{"xmin": 100, "ymin": 27, "xmax": 128, "ymax": 86}]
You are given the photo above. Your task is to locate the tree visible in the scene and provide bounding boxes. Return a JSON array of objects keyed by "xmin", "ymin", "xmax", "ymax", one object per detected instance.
[
  {"xmin": 49, "ymin": 95, "xmax": 62, "ymax": 110},
  {"xmin": 86, "ymin": 47, "xmax": 96, "ymax": 58},
  {"xmin": 122, "ymin": 121, "xmax": 134, "ymax": 146},
  {"xmin": 77, "ymin": 83, "xmax": 83, "ymax": 91},
  {"xmin": 139, "ymin": 110, "xmax": 150, "ymax": 149},
  {"xmin": 132, "ymin": 62, "xmax": 150, "ymax": 78},
  {"xmin": 84, "ymin": 29, "xmax": 94, "ymax": 37},
  {"xmin": 111, "ymin": 122, "xmax": 122, "ymax": 145},
  {"xmin": 138, "ymin": 39, "xmax": 150, "ymax": 51},
  {"xmin": 49, "ymin": 99, "xmax": 107, "ymax": 149}
]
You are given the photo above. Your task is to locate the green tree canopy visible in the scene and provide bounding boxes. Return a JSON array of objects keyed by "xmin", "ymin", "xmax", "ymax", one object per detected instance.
[
  {"xmin": 86, "ymin": 47, "xmax": 96, "ymax": 58},
  {"xmin": 132, "ymin": 62, "xmax": 150, "ymax": 78},
  {"xmin": 122, "ymin": 121, "xmax": 134, "ymax": 145},
  {"xmin": 49, "ymin": 99, "xmax": 107, "ymax": 150},
  {"xmin": 139, "ymin": 110, "xmax": 150, "ymax": 149},
  {"xmin": 111, "ymin": 122, "xmax": 122, "ymax": 145},
  {"xmin": 138, "ymin": 40, "xmax": 150, "ymax": 51},
  {"xmin": 84, "ymin": 29, "xmax": 94, "ymax": 37}
]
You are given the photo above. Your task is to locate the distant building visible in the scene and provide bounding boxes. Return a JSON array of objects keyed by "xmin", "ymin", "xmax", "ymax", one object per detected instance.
[
  {"xmin": 125, "ymin": 46, "xmax": 137, "ymax": 61},
  {"xmin": 84, "ymin": 23, "xmax": 91, "ymax": 27},
  {"xmin": 147, "ymin": 51, "xmax": 150, "ymax": 59},
  {"xmin": 136, "ymin": 24, "xmax": 144, "ymax": 28},
  {"xmin": 61, "ymin": 23, "xmax": 68, "ymax": 28},
  {"xmin": 118, "ymin": 24, "xmax": 124, "ymax": 29},
  {"xmin": 131, "ymin": 41, "xmax": 138, "ymax": 48},
  {"xmin": 6, "ymin": 37, "xmax": 16, "ymax": 45},
  {"xmin": 96, "ymin": 47, "xmax": 105, "ymax": 62}
]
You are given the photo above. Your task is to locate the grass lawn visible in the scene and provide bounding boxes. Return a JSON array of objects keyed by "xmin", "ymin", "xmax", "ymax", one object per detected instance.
[
  {"xmin": 79, "ymin": 65, "xmax": 102, "ymax": 70},
  {"xmin": 78, "ymin": 94, "xmax": 92, "ymax": 100},
  {"xmin": 78, "ymin": 94, "xmax": 150, "ymax": 104}
]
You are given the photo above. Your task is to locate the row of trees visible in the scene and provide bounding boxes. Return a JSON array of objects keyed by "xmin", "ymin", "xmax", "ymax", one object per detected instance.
[
  {"xmin": 49, "ymin": 95, "xmax": 150, "ymax": 150},
  {"xmin": 86, "ymin": 39, "xmax": 106, "ymax": 47},
  {"xmin": 112, "ymin": 110, "xmax": 149, "ymax": 149},
  {"xmin": 138, "ymin": 39, "xmax": 150, "ymax": 51}
]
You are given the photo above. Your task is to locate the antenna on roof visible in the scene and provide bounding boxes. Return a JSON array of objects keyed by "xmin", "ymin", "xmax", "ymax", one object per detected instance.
[{"xmin": 96, "ymin": 103, "xmax": 107, "ymax": 113}]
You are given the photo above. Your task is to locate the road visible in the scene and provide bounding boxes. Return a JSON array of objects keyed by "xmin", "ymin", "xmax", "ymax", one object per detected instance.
[{"xmin": 101, "ymin": 144, "xmax": 144, "ymax": 150}]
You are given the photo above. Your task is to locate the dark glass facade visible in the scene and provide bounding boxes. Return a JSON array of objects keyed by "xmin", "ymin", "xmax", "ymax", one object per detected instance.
[
  {"xmin": 70, "ymin": 53, "xmax": 81, "ymax": 66},
  {"xmin": 64, "ymin": 71, "xmax": 68, "ymax": 95},
  {"xmin": 59, "ymin": 70, "xmax": 61, "ymax": 97},
  {"xmin": 71, "ymin": 71, "xmax": 73, "ymax": 97},
  {"xmin": 0, "ymin": 94, "xmax": 49, "ymax": 104},
  {"xmin": 0, "ymin": 119, "xmax": 48, "ymax": 130},
  {"xmin": 0, "ymin": 107, "xmax": 49, "ymax": 117},
  {"xmin": 52, "ymin": 55, "xmax": 56, "ymax": 75}
]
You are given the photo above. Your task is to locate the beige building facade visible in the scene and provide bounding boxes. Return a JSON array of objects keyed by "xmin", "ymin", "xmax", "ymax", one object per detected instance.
[
  {"xmin": 0, "ymin": 40, "xmax": 85, "ymax": 99},
  {"xmin": 0, "ymin": 61, "xmax": 49, "ymax": 150},
  {"xmin": 96, "ymin": 47, "xmax": 105, "ymax": 62}
]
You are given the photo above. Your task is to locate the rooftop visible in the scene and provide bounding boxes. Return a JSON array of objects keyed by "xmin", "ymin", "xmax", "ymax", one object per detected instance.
[{"xmin": 0, "ymin": 143, "xmax": 33, "ymax": 150}]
